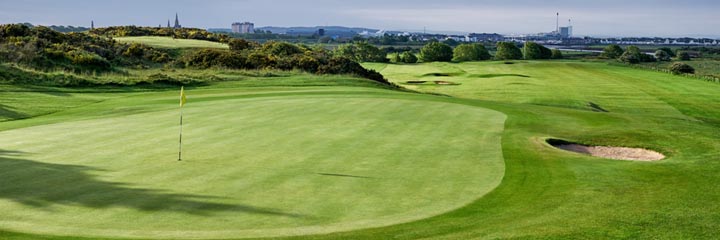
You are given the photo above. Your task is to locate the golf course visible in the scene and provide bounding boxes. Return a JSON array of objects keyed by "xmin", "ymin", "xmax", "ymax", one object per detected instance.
[
  {"xmin": 0, "ymin": 25, "xmax": 720, "ymax": 240},
  {"xmin": 1, "ymin": 59, "xmax": 719, "ymax": 239}
]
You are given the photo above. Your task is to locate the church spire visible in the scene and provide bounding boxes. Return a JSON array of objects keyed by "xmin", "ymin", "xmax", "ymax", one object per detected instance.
[{"xmin": 173, "ymin": 13, "xmax": 181, "ymax": 29}]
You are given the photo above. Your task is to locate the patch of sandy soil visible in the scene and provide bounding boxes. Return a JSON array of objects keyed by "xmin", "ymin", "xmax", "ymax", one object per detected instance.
[{"xmin": 554, "ymin": 143, "xmax": 665, "ymax": 161}]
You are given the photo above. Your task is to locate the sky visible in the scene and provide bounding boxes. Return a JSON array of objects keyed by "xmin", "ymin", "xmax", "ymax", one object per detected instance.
[{"xmin": 0, "ymin": 0, "xmax": 719, "ymax": 38}]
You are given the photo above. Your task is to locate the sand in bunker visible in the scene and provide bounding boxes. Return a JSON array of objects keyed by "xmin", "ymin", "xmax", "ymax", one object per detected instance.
[{"xmin": 553, "ymin": 143, "xmax": 665, "ymax": 161}]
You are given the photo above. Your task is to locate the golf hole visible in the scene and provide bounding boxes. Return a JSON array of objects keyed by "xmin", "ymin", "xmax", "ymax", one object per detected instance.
[{"xmin": 547, "ymin": 139, "xmax": 665, "ymax": 161}]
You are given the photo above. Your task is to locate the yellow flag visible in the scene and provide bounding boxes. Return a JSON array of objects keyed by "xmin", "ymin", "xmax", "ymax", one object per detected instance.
[{"xmin": 180, "ymin": 86, "xmax": 187, "ymax": 107}]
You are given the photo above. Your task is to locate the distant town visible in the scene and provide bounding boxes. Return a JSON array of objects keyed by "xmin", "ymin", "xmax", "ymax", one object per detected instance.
[{"xmin": 22, "ymin": 12, "xmax": 720, "ymax": 47}]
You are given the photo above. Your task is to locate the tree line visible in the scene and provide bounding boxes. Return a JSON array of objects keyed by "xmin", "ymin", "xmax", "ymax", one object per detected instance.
[
  {"xmin": 331, "ymin": 40, "xmax": 564, "ymax": 64},
  {"xmin": 601, "ymin": 44, "xmax": 695, "ymax": 74}
]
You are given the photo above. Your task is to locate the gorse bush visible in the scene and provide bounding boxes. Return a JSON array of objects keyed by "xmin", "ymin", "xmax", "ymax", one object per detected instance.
[
  {"xmin": 90, "ymin": 26, "xmax": 230, "ymax": 43},
  {"xmin": 261, "ymin": 41, "xmax": 305, "ymax": 57},
  {"xmin": 669, "ymin": 62, "xmax": 695, "ymax": 75},
  {"xmin": 0, "ymin": 24, "xmax": 173, "ymax": 72},
  {"xmin": 0, "ymin": 24, "xmax": 391, "ymax": 86},
  {"xmin": 181, "ymin": 41, "xmax": 389, "ymax": 84}
]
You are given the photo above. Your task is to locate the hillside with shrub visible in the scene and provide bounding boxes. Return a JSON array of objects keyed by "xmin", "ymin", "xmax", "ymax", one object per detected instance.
[{"xmin": 0, "ymin": 24, "xmax": 390, "ymax": 86}]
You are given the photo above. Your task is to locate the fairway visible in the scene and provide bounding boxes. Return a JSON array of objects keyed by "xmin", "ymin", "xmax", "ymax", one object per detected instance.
[
  {"xmin": 0, "ymin": 88, "xmax": 506, "ymax": 239},
  {"xmin": 114, "ymin": 36, "xmax": 229, "ymax": 49}
]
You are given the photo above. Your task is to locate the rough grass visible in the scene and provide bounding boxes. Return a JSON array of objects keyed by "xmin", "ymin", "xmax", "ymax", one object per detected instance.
[{"xmin": 114, "ymin": 36, "xmax": 228, "ymax": 49}]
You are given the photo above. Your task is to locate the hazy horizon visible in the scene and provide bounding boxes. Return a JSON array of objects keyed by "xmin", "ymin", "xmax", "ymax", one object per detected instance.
[{"xmin": 1, "ymin": 0, "xmax": 719, "ymax": 38}]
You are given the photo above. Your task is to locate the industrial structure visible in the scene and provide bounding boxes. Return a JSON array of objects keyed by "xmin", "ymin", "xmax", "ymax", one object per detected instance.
[
  {"xmin": 550, "ymin": 13, "xmax": 573, "ymax": 38},
  {"xmin": 232, "ymin": 22, "xmax": 255, "ymax": 34},
  {"xmin": 559, "ymin": 19, "xmax": 573, "ymax": 38}
]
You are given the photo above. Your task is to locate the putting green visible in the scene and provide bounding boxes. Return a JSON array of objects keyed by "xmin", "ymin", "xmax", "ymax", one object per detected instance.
[{"xmin": 0, "ymin": 91, "xmax": 506, "ymax": 239}]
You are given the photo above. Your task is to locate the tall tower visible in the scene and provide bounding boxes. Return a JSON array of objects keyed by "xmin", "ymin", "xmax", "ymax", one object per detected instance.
[
  {"xmin": 167, "ymin": 20, "xmax": 171, "ymax": 28},
  {"xmin": 556, "ymin": 12, "xmax": 559, "ymax": 34},
  {"xmin": 91, "ymin": 20, "xmax": 94, "ymax": 30},
  {"xmin": 174, "ymin": 13, "xmax": 181, "ymax": 29}
]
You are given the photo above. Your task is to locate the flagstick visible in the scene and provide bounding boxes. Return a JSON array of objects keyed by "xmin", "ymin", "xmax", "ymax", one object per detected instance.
[{"xmin": 178, "ymin": 104, "xmax": 183, "ymax": 161}]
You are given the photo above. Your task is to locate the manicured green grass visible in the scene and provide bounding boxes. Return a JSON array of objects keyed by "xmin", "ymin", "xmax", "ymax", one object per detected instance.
[
  {"xmin": 114, "ymin": 36, "xmax": 228, "ymax": 49},
  {"xmin": 0, "ymin": 81, "xmax": 505, "ymax": 239},
  {"xmin": 2, "ymin": 60, "xmax": 720, "ymax": 239}
]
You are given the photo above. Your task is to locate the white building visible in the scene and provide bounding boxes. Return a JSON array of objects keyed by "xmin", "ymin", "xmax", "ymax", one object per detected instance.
[{"xmin": 232, "ymin": 22, "xmax": 255, "ymax": 34}]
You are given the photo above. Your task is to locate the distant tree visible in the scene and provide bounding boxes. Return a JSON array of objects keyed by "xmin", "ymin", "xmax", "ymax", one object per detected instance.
[
  {"xmin": 658, "ymin": 47, "xmax": 676, "ymax": 57},
  {"xmin": 601, "ymin": 44, "xmax": 624, "ymax": 59},
  {"xmin": 335, "ymin": 42, "xmax": 387, "ymax": 62},
  {"xmin": 655, "ymin": 50, "xmax": 671, "ymax": 61},
  {"xmin": 452, "ymin": 43, "xmax": 490, "ymax": 62},
  {"xmin": 495, "ymin": 42, "xmax": 523, "ymax": 60},
  {"xmin": 523, "ymin": 41, "xmax": 552, "ymax": 60},
  {"xmin": 676, "ymin": 51, "xmax": 691, "ymax": 61},
  {"xmin": 443, "ymin": 38, "xmax": 459, "ymax": 46},
  {"xmin": 551, "ymin": 49, "xmax": 563, "ymax": 59},
  {"xmin": 419, "ymin": 42, "xmax": 453, "ymax": 62},
  {"xmin": 669, "ymin": 62, "xmax": 695, "ymax": 74},
  {"xmin": 619, "ymin": 46, "xmax": 643, "ymax": 64},
  {"xmin": 400, "ymin": 51, "xmax": 418, "ymax": 63},
  {"xmin": 318, "ymin": 36, "xmax": 333, "ymax": 44}
]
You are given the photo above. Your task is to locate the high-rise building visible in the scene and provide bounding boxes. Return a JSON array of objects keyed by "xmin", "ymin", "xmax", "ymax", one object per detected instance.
[{"xmin": 231, "ymin": 22, "xmax": 255, "ymax": 34}]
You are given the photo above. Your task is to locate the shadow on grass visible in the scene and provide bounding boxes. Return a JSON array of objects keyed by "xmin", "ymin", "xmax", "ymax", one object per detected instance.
[
  {"xmin": 0, "ymin": 150, "xmax": 304, "ymax": 218},
  {"xmin": 317, "ymin": 172, "xmax": 374, "ymax": 179},
  {"xmin": 0, "ymin": 104, "xmax": 28, "ymax": 120},
  {"xmin": 467, "ymin": 73, "xmax": 530, "ymax": 78}
]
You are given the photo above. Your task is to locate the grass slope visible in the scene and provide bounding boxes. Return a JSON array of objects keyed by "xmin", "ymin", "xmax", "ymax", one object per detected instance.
[
  {"xmin": 114, "ymin": 36, "xmax": 228, "ymax": 49},
  {"xmin": 0, "ymin": 81, "xmax": 505, "ymax": 239}
]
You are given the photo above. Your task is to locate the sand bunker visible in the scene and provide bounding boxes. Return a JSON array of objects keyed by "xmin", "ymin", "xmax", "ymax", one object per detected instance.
[
  {"xmin": 434, "ymin": 81, "xmax": 458, "ymax": 85},
  {"xmin": 547, "ymin": 139, "xmax": 665, "ymax": 161}
]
